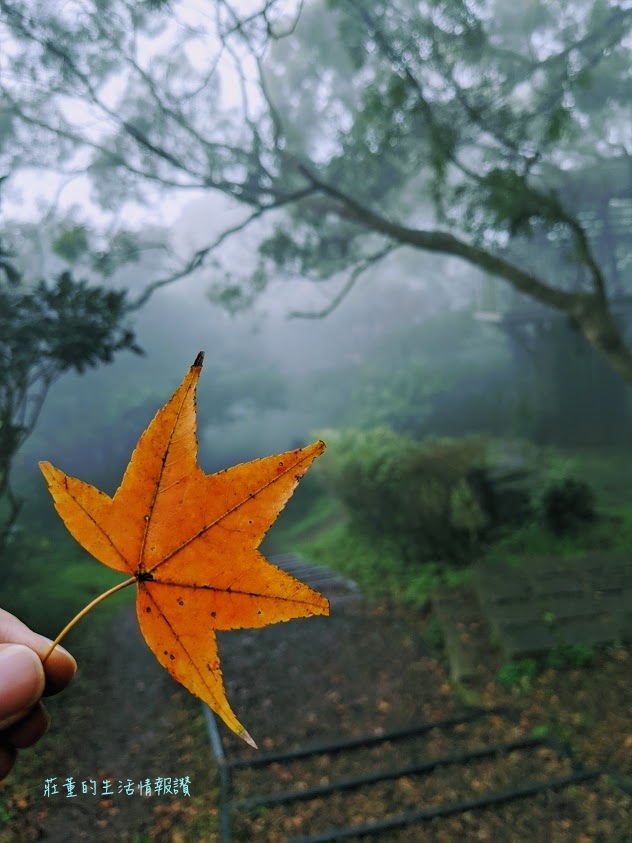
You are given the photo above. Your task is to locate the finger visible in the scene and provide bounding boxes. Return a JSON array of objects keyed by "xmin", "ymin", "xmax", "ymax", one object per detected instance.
[
  {"xmin": 0, "ymin": 609, "xmax": 76, "ymax": 694},
  {"xmin": 0, "ymin": 745, "xmax": 16, "ymax": 780},
  {"xmin": 0, "ymin": 645, "xmax": 45, "ymax": 730},
  {"xmin": 2, "ymin": 702, "xmax": 50, "ymax": 749}
]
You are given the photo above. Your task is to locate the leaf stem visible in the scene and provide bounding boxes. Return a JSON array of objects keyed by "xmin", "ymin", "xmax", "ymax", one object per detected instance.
[{"xmin": 41, "ymin": 576, "xmax": 137, "ymax": 664}]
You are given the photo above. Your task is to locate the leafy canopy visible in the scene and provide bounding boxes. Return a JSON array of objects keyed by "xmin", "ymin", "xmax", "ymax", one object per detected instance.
[
  {"xmin": 2, "ymin": 0, "xmax": 632, "ymax": 379},
  {"xmin": 0, "ymin": 256, "xmax": 140, "ymax": 554}
]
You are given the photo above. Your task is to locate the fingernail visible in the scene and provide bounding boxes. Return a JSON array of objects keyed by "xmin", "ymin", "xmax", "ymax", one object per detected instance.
[{"xmin": 0, "ymin": 645, "xmax": 45, "ymax": 726}]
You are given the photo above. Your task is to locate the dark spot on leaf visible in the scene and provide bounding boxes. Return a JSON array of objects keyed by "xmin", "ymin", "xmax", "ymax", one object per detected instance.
[
  {"xmin": 145, "ymin": 607, "xmax": 151, "ymax": 613},
  {"xmin": 178, "ymin": 599, "xmax": 184, "ymax": 606},
  {"xmin": 210, "ymin": 611, "xmax": 216, "ymax": 618},
  {"xmin": 257, "ymin": 610, "xmax": 262, "ymax": 615},
  {"xmin": 170, "ymin": 654, "xmax": 175, "ymax": 661},
  {"xmin": 278, "ymin": 461, "xmax": 283, "ymax": 466},
  {"xmin": 163, "ymin": 650, "xmax": 168, "ymax": 655}
]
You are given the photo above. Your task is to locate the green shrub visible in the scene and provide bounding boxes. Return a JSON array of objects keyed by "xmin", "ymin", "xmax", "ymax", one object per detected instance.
[
  {"xmin": 540, "ymin": 477, "xmax": 596, "ymax": 534},
  {"xmin": 529, "ymin": 454, "xmax": 597, "ymax": 535},
  {"xmin": 496, "ymin": 658, "xmax": 538, "ymax": 690},
  {"xmin": 314, "ymin": 427, "xmax": 488, "ymax": 565},
  {"xmin": 546, "ymin": 643, "xmax": 596, "ymax": 669}
]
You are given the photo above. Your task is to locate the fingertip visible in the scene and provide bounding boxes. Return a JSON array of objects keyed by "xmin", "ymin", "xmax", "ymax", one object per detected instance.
[
  {"xmin": 42, "ymin": 644, "xmax": 77, "ymax": 696},
  {"xmin": 0, "ymin": 645, "xmax": 45, "ymax": 729}
]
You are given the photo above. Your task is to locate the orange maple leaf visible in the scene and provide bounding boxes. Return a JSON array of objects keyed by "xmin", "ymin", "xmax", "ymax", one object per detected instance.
[{"xmin": 40, "ymin": 352, "xmax": 329, "ymax": 747}]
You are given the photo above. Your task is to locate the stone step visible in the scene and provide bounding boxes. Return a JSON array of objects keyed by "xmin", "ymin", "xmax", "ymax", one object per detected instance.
[
  {"xmin": 438, "ymin": 555, "xmax": 632, "ymax": 675},
  {"xmin": 432, "ymin": 586, "xmax": 497, "ymax": 687},
  {"xmin": 527, "ymin": 574, "xmax": 584, "ymax": 597},
  {"xmin": 554, "ymin": 615, "xmax": 623, "ymax": 647},
  {"xmin": 472, "ymin": 566, "xmax": 531, "ymax": 605},
  {"xmin": 268, "ymin": 553, "xmax": 361, "ymax": 607},
  {"xmin": 487, "ymin": 595, "xmax": 604, "ymax": 628},
  {"xmin": 486, "ymin": 603, "xmax": 544, "ymax": 639},
  {"xmin": 499, "ymin": 623, "xmax": 558, "ymax": 660}
]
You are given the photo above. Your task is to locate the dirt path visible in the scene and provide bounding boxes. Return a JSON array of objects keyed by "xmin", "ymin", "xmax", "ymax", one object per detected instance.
[
  {"xmin": 3, "ymin": 595, "xmax": 452, "ymax": 842},
  {"xmin": 3, "ymin": 592, "xmax": 631, "ymax": 841},
  {"xmin": 1, "ymin": 603, "xmax": 218, "ymax": 842}
]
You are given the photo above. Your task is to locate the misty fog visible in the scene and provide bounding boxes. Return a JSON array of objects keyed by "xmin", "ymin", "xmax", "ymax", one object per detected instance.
[{"xmin": 13, "ymin": 186, "xmax": 487, "ymax": 506}]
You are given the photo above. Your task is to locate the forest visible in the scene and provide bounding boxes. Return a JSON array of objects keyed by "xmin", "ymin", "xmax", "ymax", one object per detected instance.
[{"xmin": 1, "ymin": 0, "xmax": 632, "ymax": 840}]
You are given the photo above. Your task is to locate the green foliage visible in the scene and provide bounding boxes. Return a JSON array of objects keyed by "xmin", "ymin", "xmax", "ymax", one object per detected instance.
[
  {"xmin": 546, "ymin": 643, "xmax": 596, "ymax": 669},
  {"xmin": 496, "ymin": 658, "xmax": 538, "ymax": 691},
  {"xmin": 292, "ymin": 310, "xmax": 515, "ymax": 440},
  {"xmin": 287, "ymin": 490, "xmax": 465, "ymax": 606},
  {"xmin": 536, "ymin": 718, "xmax": 583, "ymax": 758},
  {"xmin": 51, "ymin": 225, "xmax": 90, "ymax": 263},
  {"xmin": 476, "ymin": 443, "xmax": 632, "ymax": 563},
  {"xmin": 0, "ymin": 267, "xmax": 141, "ymax": 552},
  {"xmin": 540, "ymin": 478, "xmax": 596, "ymax": 535},
  {"xmin": 1, "ymin": 529, "xmax": 130, "ymax": 643},
  {"xmin": 527, "ymin": 452, "xmax": 597, "ymax": 534},
  {"xmin": 1, "ymin": 270, "xmax": 141, "ymax": 374},
  {"xmin": 302, "ymin": 520, "xmax": 414, "ymax": 600},
  {"xmin": 533, "ymin": 713, "xmax": 597, "ymax": 760},
  {"xmin": 530, "ymin": 724, "xmax": 550, "ymax": 740},
  {"xmin": 301, "ymin": 515, "xmax": 467, "ymax": 608},
  {"xmin": 264, "ymin": 492, "xmax": 342, "ymax": 553},
  {"xmin": 91, "ymin": 230, "xmax": 141, "ymax": 276},
  {"xmin": 2, "ymin": 0, "xmax": 630, "ymax": 336},
  {"xmin": 347, "ymin": 359, "xmax": 444, "ymax": 434},
  {"xmin": 475, "ymin": 169, "xmax": 568, "ymax": 238},
  {"xmin": 450, "ymin": 477, "xmax": 488, "ymax": 538},
  {"xmin": 314, "ymin": 427, "xmax": 488, "ymax": 565},
  {"xmin": 483, "ymin": 509, "xmax": 632, "ymax": 568}
]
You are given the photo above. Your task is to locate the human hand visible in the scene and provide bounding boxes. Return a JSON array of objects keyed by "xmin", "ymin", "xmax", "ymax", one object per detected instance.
[{"xmin": 0, "ymin": 608, "xmax": 77, "ymax": 779}]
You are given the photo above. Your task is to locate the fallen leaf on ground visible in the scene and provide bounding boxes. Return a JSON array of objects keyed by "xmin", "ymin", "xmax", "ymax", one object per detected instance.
[{"xmin": 40, "ymin": 352, "xmax": 329, "ymax": 746}]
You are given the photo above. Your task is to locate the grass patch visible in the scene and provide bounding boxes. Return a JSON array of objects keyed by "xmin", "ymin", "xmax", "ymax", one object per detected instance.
[
  {"xmin": 1, "ymin": 527, "xmax": 133, "ymax": 648},
  {"xmin": 566, "ymin": 448, "xmax": 632, "ymax": 511},
  {"xmin": 263, "ymin": 442, "xmax": 632, "ymax": 609},
  {"xmin": 546, "ymin": 643, "xmax": 596, "ymax": 669},
  {"xmin": 497, "ymin": 645, "xmax": 597, "ymax": 694},
  {"xmin": 295, "ymin": 512, "xmax": 470, "ymax": 608},
  {"xmin": 263, "ymin": 492, "xmax": 344, "ymax": 553},
  {"xmin": 481, "ymin": 504, "xmax": 632, "ymax": 568},
  {"xmin": 496, "ymin": 658, "xmax": 539, "ymax": 691}
]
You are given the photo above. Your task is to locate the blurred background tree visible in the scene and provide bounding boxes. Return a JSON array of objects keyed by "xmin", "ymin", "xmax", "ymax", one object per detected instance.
[
  {"xmin": 0, "ymin": 245, "xmax": 141, "ymax": 557},
  {"xmin": 1, "ymin": 0, "xmax": 632, "ymax": 604},
  {"xmin": 0, "ymin": 0, "xmax": 631, "ymax": 383}
]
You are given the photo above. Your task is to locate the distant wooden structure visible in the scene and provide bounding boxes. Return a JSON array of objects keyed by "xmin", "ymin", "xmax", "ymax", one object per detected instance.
[
  {"xmin": 472, "ymin": 158, "xmax": 632, "ymax": 443},
  {"xmin": 473, "ymin": 298, "xmax": 632, "ymax": 444}
]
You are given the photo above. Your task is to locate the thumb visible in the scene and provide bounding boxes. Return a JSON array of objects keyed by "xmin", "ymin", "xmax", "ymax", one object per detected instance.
[{"xmin": 0, "ymin": 644, "xmax": 45, "ymax": 730}]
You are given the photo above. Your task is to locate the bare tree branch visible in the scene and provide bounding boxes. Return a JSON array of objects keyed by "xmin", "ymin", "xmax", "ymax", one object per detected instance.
[
  {"xmin": 297, "ymin": 164, "xmax": 581, "ymax": 313},
  {"xmin": 130, "ymin": 182, "xmax": 316, "ymax": 309},
  {"xmin": 289, "ymin": 243, "xmax": 396, "ymax": 318}
]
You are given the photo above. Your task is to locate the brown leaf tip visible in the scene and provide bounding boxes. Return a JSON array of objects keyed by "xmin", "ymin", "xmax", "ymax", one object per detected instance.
[{"xmin": 193, "ymin": 351, "xmax": 205, "ymax": 368}]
